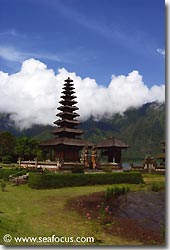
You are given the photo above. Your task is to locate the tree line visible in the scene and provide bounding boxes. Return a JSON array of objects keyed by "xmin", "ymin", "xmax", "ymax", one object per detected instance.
[{"xmin": 0, "ymin": 131, "xmax": 43, "ymax": 163}]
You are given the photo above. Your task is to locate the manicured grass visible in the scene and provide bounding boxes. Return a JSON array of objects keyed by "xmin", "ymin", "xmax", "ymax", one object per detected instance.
[
  {"xmin": 0, "ymin": 184, "xmax": 142, "ymax": 246},
  {"xmin": 0, "ymin": 173, "xmax": 165, "ymax": 246},
  {"xmin": 143, "ymin": 173, "xmax": 165, "ymax": 186}
]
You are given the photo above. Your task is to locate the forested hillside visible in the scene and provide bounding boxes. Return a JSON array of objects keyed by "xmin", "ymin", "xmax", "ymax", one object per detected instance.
[
  {"xmin": 0, "ymin": 102, "xmax": 165, "ymax": 160},
  {"xmin": 82, "ymin": 102, "xmax": 165, "ymax": 159}
]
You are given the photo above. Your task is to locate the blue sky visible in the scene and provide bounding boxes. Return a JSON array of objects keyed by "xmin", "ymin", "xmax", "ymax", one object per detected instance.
[{"xmin": 0, "ymin": 0, "xmax": 165, "ymax": 87}]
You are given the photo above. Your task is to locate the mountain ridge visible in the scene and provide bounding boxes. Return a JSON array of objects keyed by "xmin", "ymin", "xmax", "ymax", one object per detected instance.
[{"xmin": 0, "ymin": 102, "xmax": 165, "ymax": 160}]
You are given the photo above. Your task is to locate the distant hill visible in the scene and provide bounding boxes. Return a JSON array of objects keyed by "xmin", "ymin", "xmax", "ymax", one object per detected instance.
[
  {"xmin": 81, "ymin": 102, "xmax": 165, "ymax": 160},
  {"xmin": 0, "ymin": 102, "xmax": 165, "ymax": 160}
]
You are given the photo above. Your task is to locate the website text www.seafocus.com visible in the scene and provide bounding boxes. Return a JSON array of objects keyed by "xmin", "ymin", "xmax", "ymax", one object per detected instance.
[{"xmin": 3, "ymin": 234, "xmax": 95, "ymax": 244}]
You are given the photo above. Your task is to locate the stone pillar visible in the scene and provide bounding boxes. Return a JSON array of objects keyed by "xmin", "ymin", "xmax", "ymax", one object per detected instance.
[{"xmin": 35, "ymin": 157, "xmax": 38, "ymax": 168}]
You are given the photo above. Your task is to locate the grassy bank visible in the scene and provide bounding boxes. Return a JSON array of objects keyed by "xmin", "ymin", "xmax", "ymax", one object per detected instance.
[{"xmin": 0, "ymin": 173, "xmax": 165, "ymax": 246}]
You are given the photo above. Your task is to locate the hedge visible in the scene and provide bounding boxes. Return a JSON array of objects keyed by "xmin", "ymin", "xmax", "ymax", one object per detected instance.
[{"xmin": 28, "ymin": 172, "xmax": 144, "ymax": 189}]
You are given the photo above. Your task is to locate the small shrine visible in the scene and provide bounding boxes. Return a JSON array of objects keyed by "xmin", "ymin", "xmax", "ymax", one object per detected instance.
[
  {"xmin": 97, "ymin": 137, "xmax": 129, "ymax": 166},
  {"xmin": 156, "ymin": 140, "xmax": 165, "ymax": 169}
]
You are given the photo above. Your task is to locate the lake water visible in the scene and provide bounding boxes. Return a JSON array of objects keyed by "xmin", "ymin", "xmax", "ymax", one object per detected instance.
[{"xmin": 122, "ymin": 161, "xmax": 143, "ymax": 170}]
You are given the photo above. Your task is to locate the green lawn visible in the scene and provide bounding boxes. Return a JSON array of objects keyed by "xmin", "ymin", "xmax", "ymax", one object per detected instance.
[{"xmin": 0, "ymin": 173, "xmax": 165, "ymax": 246}]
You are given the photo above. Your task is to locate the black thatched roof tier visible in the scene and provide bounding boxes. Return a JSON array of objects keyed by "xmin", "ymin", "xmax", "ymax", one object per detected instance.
[
  {"xmin": 57, "ymin": 112, "xmax": 80, "ymax": 118},
  {"xmin": 51, "ymin": 127, "xmax": 84, "ymax": 135},
  {"xmin": 97, "ymin": 137, "xmax": 129, "ymax": 149},
  {"xmin": 40, "ymin": 137, "xmax": 92, "ymax": 147},
  {"xmin": 63, "ymin": 86, "xmax": 75, "ymax": 91},
  {"xmin": 64, "ymin": 77, "xmax": 73, "ymax": 83},
  {"xmin": 57, "ymin": 105, "xmax": 79, "ymax": 111},
  {"xmin": 62, "ymin": 90, "xmax": 75, "ymax": 95},
  {"xmin": 63, "ymin": 82, "xmax": 74, "ymax": 86},
  {"xmin": 59, "ymin": 100, "xmax": 77, "ymax": 105},
  {"xmin": 60, "ymin": 95, "xmax": 77, "ymax": 100},
  {"xmin": 54, "ymin": 119, "xmax": 81, "ymax": 126}
]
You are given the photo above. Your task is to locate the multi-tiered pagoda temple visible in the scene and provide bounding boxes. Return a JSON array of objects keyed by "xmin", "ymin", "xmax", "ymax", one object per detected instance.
[{"xmin": 41, "ymin": 77, "xmax": 90, "ymax": 162}]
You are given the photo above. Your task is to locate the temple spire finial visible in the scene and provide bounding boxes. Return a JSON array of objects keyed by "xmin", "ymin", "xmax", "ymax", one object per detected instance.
[{"xmin": 65, "ymin": 77, "xmax": 73, "ymax": 83}]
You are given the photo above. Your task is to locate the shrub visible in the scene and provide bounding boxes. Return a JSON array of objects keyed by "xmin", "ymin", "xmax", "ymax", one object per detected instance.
[
  {"xmin": 10, "ymin": 170, "xmax": 27, "ymax": 178},
  {"xmin": 28, "ymin": 171, "xmax": 143, "ymax": 189},
  {"xmin": 151, "ymin": 182, "xmax": 160, "ymax": 192},
  {"xmin": 113, "ymin": 186, "xmax": 130, "ymax": 195},
  {"xmin": 0, "ymin": 169, "xmax": 27, "ymax": 181},
  {"xmin": 105, "ymin": 187, "xmax": 114, "ymax": 200},
  {"xmin": 72, "ymin": 166, "xmax": 84, "ymax": 173},
  {"xmin": 0, "ymin": 169, "xmax": 14, "ymax": 181},
  {"xmin": 2, "ymin": 155, "xmax": 12, "ymax": 164},
  {"xmin": 105, "ymin": 186, "xmax": 130, "ymax": 199}
]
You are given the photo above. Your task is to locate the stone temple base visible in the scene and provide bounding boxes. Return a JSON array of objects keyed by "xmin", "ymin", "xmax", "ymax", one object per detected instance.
[{"xmin": 98, "ymin": 162, "xmax": 122, "ymax": 170}]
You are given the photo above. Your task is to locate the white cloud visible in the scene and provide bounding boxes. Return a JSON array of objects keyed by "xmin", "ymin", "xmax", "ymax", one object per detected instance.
[
  {"xmin": 0, "ymin": 29, "xmax": 26, "ymax": 38},
  {"xmin": 156, "ymin": 48, "xmax": 165, "ymax": 56},
  {"xmin": 0, "ymin": 58, "xmax": 165, "ymax": 129},
  {"xmin": 0, "ymin": 45, "xmax": 63, "ymax": 63},
  {"xmin": 0, "ymin": 46, "xmax": 26, "ymax": 62}
]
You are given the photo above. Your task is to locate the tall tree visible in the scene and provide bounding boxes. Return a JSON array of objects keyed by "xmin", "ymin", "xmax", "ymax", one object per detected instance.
[
  {"xmin": 15, "ymin": 137, "xmax": 42, "ymax": 160},
  {"xmin": 0, "ymin": 131, "xmax": 16, "ymax": 160}
]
